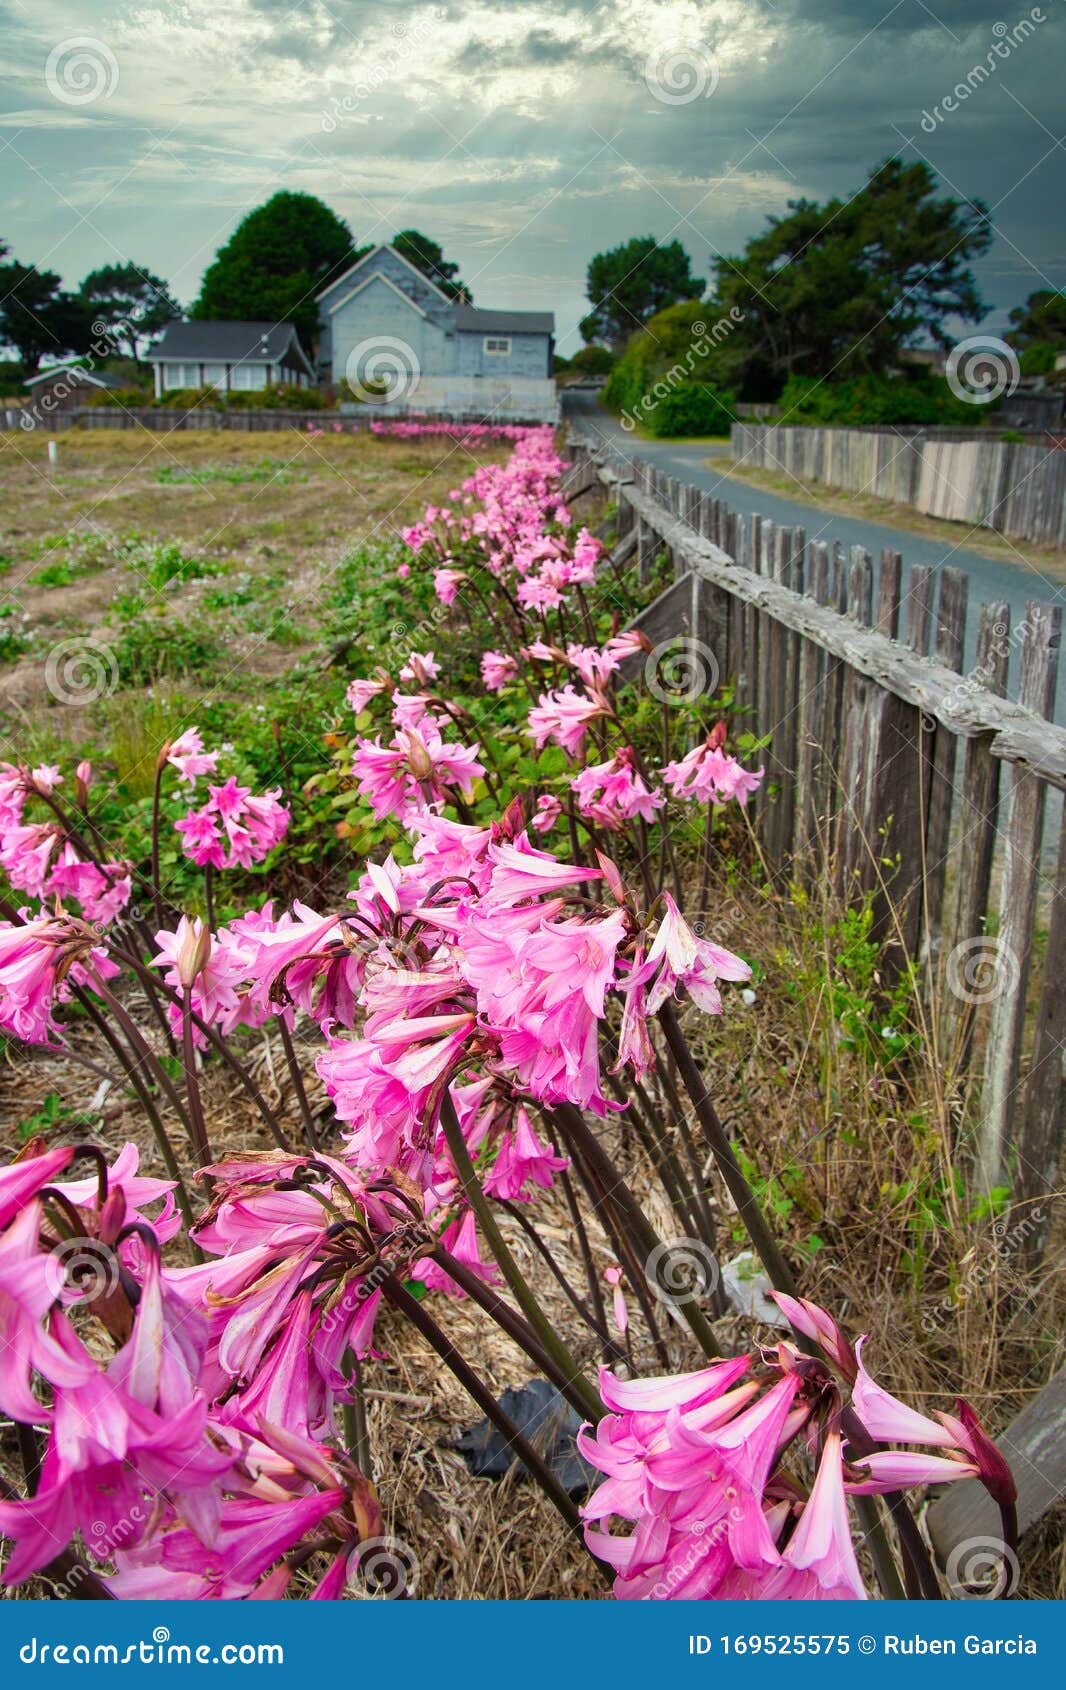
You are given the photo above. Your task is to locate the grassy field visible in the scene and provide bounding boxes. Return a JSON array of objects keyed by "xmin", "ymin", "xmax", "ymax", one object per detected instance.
[{"xmin": 0, "ymin": 427, "xmax": 512, "ymax": 739}]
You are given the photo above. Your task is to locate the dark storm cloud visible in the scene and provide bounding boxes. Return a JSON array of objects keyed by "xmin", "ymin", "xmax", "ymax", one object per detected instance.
[{"xmin": 0, "ymin": 0, "xmax": 1061, "ymax": 351}]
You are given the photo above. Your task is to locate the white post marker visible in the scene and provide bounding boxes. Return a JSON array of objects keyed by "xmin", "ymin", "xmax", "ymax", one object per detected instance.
[{"xmin": 47, "ymin": 440, "xmax": 58, "ymax": 465}]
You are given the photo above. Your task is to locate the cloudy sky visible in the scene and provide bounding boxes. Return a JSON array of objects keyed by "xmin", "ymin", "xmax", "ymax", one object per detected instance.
[{"xmin": 1, "ymin": 0, "xmax": 1062, "ymax": 352}]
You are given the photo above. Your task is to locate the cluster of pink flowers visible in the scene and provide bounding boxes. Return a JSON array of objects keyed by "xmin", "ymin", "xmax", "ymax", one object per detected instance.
[
  {"xmin": 581, "ymin": 1293, "xmax": 1015, "ymax": 1600},
  {"xmin": 161, "ymin": 727, "xmax": 290, "ymax": 870},
  {"xmin": 372, "ymin": 421, "xmax": 540, "ymax": 443},
  {"xmin": 663, "ymin": 725, "xmax": 764, "ymax": 807},
  {"xmin": 0, "ymin": 761, "xmax": 131, "ymax": 927},
  {"xmin": 175, "ymin": 776, "xmax": 289, "ymax": 871},
  {"xmin": 0, "ymin": 1139, "xmax": 403, "ymax": 1597}
]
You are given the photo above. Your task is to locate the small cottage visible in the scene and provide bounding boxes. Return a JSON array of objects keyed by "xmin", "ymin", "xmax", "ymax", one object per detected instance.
[
  {"xmin": 147, "ymin": 320, "xmax": 315, "ymax": 396},
  {"xmin": 21, "ymin": 365, "xmax": 125, "ymax": 426},
  {"xmin": 316, "ymin": 245, "xmax": 557, "ymax": 421}
]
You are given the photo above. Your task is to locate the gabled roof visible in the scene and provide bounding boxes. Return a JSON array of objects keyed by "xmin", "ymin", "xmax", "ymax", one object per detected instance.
[
  {"xmin": 148, "ymin": 320, "xmax": 314, "ymax": 375},
  {"xmin": 24, "ymin": 365, "xmax": 122, "ymax": 390},
  {"xmin": 316, "ymin": 243, "xmax": 454, "ymax": 307},
  {"xmin": 454, "ymin": 305, "xmax": 554, "ymax": 336}
]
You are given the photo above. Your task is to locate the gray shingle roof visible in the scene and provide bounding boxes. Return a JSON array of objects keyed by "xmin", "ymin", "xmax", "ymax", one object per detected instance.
[
  {"xmin": 24, "ymin": 366, "xmax": 123, "ymax": 390},
  {"xmin": 454, "ymin": 305, "xmax": 554, "ymax": 336},
  {"xmin": 148, "ymin": 320, "xmax": 312, "ymax": 370}
]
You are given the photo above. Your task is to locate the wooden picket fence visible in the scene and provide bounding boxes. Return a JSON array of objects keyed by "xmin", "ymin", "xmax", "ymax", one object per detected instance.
[
  {"xmin": 731, "ymin": 421, "xmax": 1066, "ymax": 549},
  {"xmin": 565, "ymin": 427, "xmax": 1066, "ymax": 1234}
]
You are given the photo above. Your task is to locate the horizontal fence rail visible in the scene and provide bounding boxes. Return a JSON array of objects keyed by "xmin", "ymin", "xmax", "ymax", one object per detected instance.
[
  {"xmin": 567, "ymin": 426, "xmax": 1065, "ymax": 1238},
  {"xmin": 2, "ymin": 404, "xmax": 559, "ymax": 434},
  {"xmin": 731, "ymin": 422, "xmax": 1066, "ymax": 549}
]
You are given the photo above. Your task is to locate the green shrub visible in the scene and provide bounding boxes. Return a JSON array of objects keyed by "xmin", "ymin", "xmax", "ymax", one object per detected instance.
[
  {"xmin": 111, "ymin": 612, "xmax": 221, "ymax": 684},
  {"xmin": 154, "ymin": 383, "xmax": 326, "ymax": 412},
  {"xmin": 0, "ymin": 607, "xmax": 28, "ymax": 663},
  {"xmin": 119, "ymin": 536, "xmax": 224, "ymax": 590},
  {"xmin": 644, "ymin": 381, "xmax": 736, "ymax": 437},
  {"xmin": 569, "ymin": 345, "xmax": 615, "ymax": 376},
  {"xmin": 776, "ymin": 372, "xmax": 978, "ymax": 427}
]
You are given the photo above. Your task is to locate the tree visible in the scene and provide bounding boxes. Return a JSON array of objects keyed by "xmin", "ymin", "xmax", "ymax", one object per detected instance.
[
  {"xmin": 392, "ymin": 229, "xmax": 470, "ymax": 301},
  {"xmin": 0, "ymin": 254, "xmax": 93, "ymax": 373},
  {"xmin": 79, "ymin": 263, "xmax": 181, "ymax": 361},
  {"xmin": 1006, "ymin": 289, "xmax": 1066, "ymax": 375},
  {"xmin": 192, "ymin": 192, "xmax": 360, "ymax": 350},
  {"xmin": 711, "ymin": 159, "xmax": 992, "ymax": 394},
  {"xmin": 581, "ymin": 237, "xmax": 703, "ymax": 351}
]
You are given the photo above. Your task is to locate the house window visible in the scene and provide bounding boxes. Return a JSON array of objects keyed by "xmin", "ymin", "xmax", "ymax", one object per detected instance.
[
  {"xmin": 163, "ymin": 363, "xmax": 199, "ymax": 389},
  {"xmin": 231, "ymin": 364, "xmax": 268, "ymax": 391},
  {"xmin": 202, "ymin": 363, "xmax": 227, "ymax": 389},
  {"xmin": 483, "ymin": 336, "xmax": 511, "ymax": 356}
]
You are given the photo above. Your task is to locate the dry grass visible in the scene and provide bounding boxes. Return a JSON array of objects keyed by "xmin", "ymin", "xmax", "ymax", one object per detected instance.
[
  {"xmin": 709, "ymin": 454, "xmax": 1066, "ymax": 583},
  {"xmin": 0, "ymin": 425, "xmax": 510, "ymax": 730}
]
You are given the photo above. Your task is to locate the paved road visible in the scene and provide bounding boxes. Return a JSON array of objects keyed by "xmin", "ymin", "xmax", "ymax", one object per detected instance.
[{"xmin": 564, "ymin": 390, "xmax": 1064, "ymax": 720}]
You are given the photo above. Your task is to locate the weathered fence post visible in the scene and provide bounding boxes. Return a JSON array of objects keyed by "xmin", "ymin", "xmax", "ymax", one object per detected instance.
[{"xmin": 979, "ymin": 602, "xmax": 1061, "ymax": 1188}]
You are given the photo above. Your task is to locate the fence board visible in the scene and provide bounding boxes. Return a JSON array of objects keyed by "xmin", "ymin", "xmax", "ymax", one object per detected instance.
[{"xmin": 979, "ymin": 602, "xmax": 1062, "ymax": 1186}]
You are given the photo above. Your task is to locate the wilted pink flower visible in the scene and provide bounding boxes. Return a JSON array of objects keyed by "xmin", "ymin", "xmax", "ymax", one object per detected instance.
[{"xmin": 633, "ymin": 893, "xmax": 750, "ymax": 1015}]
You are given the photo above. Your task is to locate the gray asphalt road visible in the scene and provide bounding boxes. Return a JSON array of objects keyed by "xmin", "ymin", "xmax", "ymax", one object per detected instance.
[{"xmin": 564, "ymin": 390, "xmax": 1064, "ymax": 720}]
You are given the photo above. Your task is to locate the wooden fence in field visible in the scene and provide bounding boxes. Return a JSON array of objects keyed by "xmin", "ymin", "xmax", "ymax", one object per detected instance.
[
  {"xmin": 3, "ymin": 404, "xmax": 559, "ymax": 435},
  {"xmin": 566, "ymin": 427, "xmax": 1066, "ymax": 1232},
  {"xmin": 730, "ymin": 422, "xmax": 1066, "ymax": 549}
]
